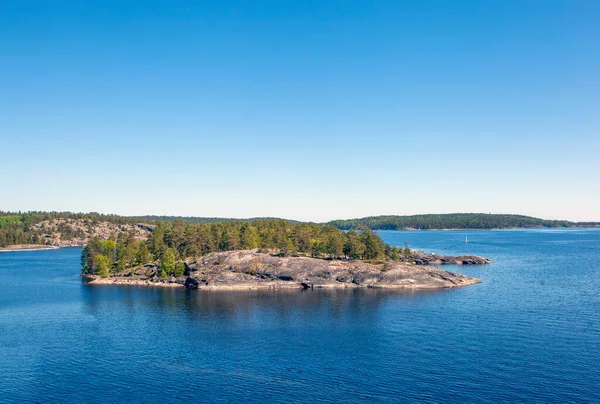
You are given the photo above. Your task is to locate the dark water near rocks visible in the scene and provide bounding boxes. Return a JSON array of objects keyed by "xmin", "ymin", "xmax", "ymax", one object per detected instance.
[{"xmin": 1, "ymin": 229, "xmax": 599, "ymax": 403}]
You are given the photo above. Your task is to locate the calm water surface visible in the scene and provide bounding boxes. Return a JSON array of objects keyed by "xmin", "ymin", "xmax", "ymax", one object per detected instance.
[{"xmin": 1, "ymin": 229, "xmax": 599, "ymax": 403}]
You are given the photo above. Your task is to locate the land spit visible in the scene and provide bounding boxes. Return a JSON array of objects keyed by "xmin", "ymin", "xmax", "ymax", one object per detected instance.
[{"xmin": 0, "ymin": 244, "xmax": 60, "ymax": 252}]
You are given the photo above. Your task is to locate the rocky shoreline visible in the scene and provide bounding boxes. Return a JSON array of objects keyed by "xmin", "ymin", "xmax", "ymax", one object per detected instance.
[
  {"xmin": 86, "ymin": 276, "xmax": 184, "ymax": 287},
  {"xmin": 85, "ymin": 250, "xmax": 489, "ymax": 291},
  {"xmin": 0, "ymin": 244, "xmax": 60, "ymax": 252}
]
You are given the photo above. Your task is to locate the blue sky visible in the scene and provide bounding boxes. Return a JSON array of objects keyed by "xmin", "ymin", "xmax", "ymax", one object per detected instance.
[{"xmin": 1, "ymin": 1, "xmax": 599, "ymax": 221}]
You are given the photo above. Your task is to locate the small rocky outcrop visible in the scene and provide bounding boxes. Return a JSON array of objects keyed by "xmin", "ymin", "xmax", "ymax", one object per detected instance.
[{"xmin": 409, "ymin": 253, "xmax": 492, "ymax": 266}]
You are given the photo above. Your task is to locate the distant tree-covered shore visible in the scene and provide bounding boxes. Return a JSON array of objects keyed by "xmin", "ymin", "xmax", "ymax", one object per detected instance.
[
  {"xmin": 327, "ymin": 213, "xmax": 598, "ymax": 230},
  {"xmin": 1, "ymin": 211, "xmax": 597, "ymax": 249}
]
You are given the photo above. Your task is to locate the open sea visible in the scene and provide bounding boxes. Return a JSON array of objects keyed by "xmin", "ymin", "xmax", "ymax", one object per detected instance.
[{"xmin": 1, "ymin": 229, "xmax": 599, "ymax": 403}]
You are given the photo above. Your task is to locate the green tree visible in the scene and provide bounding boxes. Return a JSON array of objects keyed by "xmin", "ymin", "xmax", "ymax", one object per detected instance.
[
  {"xmin": 160, "ymin": 248, "xmax": 176, "ymax": 277},
  {"xmin": 101, "ymin": 240, "xmax": 117, "ymax": 266},
  {"xmin": 292, "ymin": 224, "xmax": 312, "ymax": 252},
  {"xmin": 174, "ymin": 261, "xmax": 185, "ymax": 277},
  {"xmin": 148, "ymin": 224, "xmax": 167, "ymax": 259},
  {"xmin": 136, "ymin": 242, "xmax": 153, "ymax": 264},
  {"xmin": 343, "ymin": 230, "xmax": 364, "ymax": 259},
  {"xmin": 239, "ymin": 223, "xmax": 260, "ymax": 249},
  {"xmin": 221, "ymin": 226, "xmax": 240, "ymax": 251},
  {"xmin": 116, "ymin": 257, "xmax": 126, "ymax": 272},
  {"xmin": 81, "ymin": 236, "xmax": 102, "ymax": 274},
  {"xmin": 95, "ymin": 255, "xmax": 110, "ymax": 278},
  {"xmin": 359, "ymin": 227, "xmax": 384, "ymax": 260},
  {"xmin": 326, "ymin": 229, "xmax": 344, "ymax": 258},
  {"xmin": 311, "ymin": 240, "xmax": 325, "ymax": 258}
]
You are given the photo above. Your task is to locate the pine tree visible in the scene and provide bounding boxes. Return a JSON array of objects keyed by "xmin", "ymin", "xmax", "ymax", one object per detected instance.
[
  {"xmin": 136, "ymin": 242, "xmax": 153, "ymax": 265},
  {"xmin": 160, "ymin": 248, "xmax": 176, "ymax": 277},
  {"xmin": 95, "ymin": 255, "xmax": 110, "ymax": 278}
]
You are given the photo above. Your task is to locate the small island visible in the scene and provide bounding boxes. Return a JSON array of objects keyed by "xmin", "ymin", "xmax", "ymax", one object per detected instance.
[
  {"xmin": 85, "ymin": 249, "xmax": 487, "ymax": 290},
  {"xmin": 76, "ymin": 218, "xmax": 490, "ymax": 291}
]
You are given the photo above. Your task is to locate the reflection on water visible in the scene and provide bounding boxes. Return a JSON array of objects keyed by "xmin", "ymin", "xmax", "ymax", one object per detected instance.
[{"xmin": 81, "ymin": 285, "xmax": 444, "ymax": 329}]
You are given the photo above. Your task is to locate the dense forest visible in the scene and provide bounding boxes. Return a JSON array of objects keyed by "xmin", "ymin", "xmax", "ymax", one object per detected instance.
[
  {"xmin": 327, "ymin": 214, "xmax": 587, "ymax": 230},
  {"xmin": 80, "ymin": 220, "xmax": 407, "ymax": 278}
]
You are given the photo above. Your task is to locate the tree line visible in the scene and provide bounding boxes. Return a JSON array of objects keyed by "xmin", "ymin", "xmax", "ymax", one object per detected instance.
[
  {"xmin": 327, "ymin": 213, "xmax": 580, "ymax": 230},
  {"xmin": 0, "ymin": 211, "xmax": 294, "ymax": 247},
  {"xmin": 0, "ymin": 215, "xmax": 39, "ymax": 247},
  {"xmin": 80, "ymin": 220, "xmax": 410, "ymax": 278},
  {"xmin": 2, "ymin": 211, "xmax": 596, "ymax": 249}
]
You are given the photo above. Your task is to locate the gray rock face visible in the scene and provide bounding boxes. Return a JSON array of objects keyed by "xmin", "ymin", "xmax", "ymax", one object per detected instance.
[{"xmin": 182, "ymin": 250, "xmax": 482, "ymax": 291}]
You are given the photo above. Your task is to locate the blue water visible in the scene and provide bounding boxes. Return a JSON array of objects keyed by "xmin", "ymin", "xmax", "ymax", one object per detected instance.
[{"xmin": 1, "ymin": 229, "xmax": 599, "ymax": 403}]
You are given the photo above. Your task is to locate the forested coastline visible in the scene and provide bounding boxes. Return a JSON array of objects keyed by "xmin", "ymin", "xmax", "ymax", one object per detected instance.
[
  {"xmin": 0, "ymin": 212, "xmax": 143, "ymax": 247},
  {"xmin": 327, "ymin": 213, "xmax": 594, "ymax": 230},
  {"xmin": 0, "ymin": 211, "xmax": 293, "ymax": 247},
  {"xmin": 1, "ymin": 211, "xmax": 597, "ymax": 249}
]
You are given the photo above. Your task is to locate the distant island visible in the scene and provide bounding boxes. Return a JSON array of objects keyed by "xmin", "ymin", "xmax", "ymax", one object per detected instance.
[
  {"xmin": 327, "ymin": 213, "xmax": 600, "ymax": 230},
  {"xmin": 1, "ymin": 212, "xmax": 598, "ymax": 250}
]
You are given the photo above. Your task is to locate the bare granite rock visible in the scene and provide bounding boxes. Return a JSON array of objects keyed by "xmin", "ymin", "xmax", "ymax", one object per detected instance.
[{"xmin": 181, "ymin": 250, "xmax": 481, "ymax": 290}]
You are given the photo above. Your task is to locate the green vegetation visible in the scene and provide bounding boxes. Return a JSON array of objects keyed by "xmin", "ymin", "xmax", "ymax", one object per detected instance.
[
  {"xmin": 80, "ymin": 220, "xmax": 402, "ymax": 276},
  {"xmin": 94, "ymin": 255, "xmax": 110, "ymax": 278},
  {"xmin": 0, "ymin": 214, "xmax": 39, "ymax": 247},
  {"xmin": 3, "ymin": 210, "xmax": 597, "ymax": 280},
  {"xmin": 0, "ymin": 211, "xmax": 293, "ymax": 248},
  {"xmin": 174, "ymin": 261, "xmax": 185, "ymax": 277},
  {"xmin": 327, "ymin": 213, "xmax": 583, "ymax": 230},
  {"xmin": 1, "ymin": 211, "xmax": 597, "ymax": 248},
  {"xmin": 0, "ymin": 215, "xmax": 21, "ymax": 227},
  {"xmin": 0, "ymin": 211, "xmax": 143, "ymax": 248},
  {"xmin": 160, "ymin": 248, "xmax": 176, "ymax": 278}
]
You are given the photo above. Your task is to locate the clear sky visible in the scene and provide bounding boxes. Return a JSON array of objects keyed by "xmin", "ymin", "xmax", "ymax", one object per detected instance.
[{"xmin": 1, "ymin": 1, "xmax": 598, "ymax": 222}]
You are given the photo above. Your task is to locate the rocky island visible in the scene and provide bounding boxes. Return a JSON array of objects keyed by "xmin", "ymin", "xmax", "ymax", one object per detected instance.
[{"xmin": 85, "ymin": 249, "xmax": 488, "ymax": 290}]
